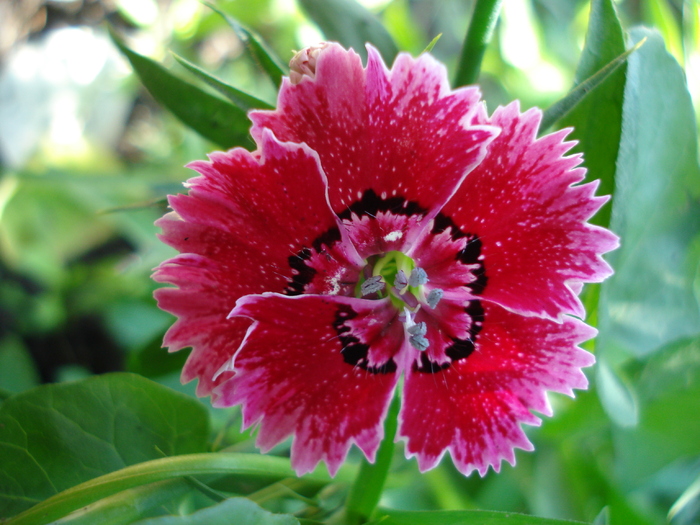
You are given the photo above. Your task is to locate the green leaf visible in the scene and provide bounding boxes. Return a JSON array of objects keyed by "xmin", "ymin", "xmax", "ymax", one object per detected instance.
[
  {"xmin": 205, "ymin": 4, "xmax": 287, "ymax": 89},
  {"xmin": 540, "ymin": 39, "xmax": 643, "ymax": 135},
  {"xmin": 297, "ymin": 0, "xmax": 399, "ymax": 63},
  {"xmin": 422, "ymin": 34, "xmax": 442, "ymax": 54},
  {"xmin": 0, "ymin": 373, "xmax": 209, "ymax": 517},
  {"xmin": 371, "ymin": 509, "xmax": 589, "ymax": 524},
  {"xmin": 669, "ymin": 472, "xmax": 700, "ymax": 520},
  {"xmin": 556, "ymin": 0, "xmax": 627, "ymax": 228},
  {"xmin": 173, "ymin": 54, "xmax": 274, "ymax": 111},
  {"xmin": 614, "ymin": 336, "xmax": 700, "ymax": 488},
  {"xmin": 0, "ymin": 336, "xmax": 39, "ymax": 394},
  {"xmin": 110, "ymin": 31, "xmax": 253, "ymax": 149},
  {"xmin": 596, "ymin": 28, "xmax": 700, "ymax": 363},
  {"xmin": 6, "ymin": 453, "xmax": 331, "ymax": 525},
  {"xmin": 454, "ymin": 0, "xmax": 503, "ymax": 87},
  {"xmin": 596, "ymin": 359, "xmax": 638, "ymax": 428},
  {"xmin": 132, "ymin": 497, "xmax": 299, "ymax": 525}
]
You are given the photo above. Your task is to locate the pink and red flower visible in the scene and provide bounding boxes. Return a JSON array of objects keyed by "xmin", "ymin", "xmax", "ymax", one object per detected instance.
[{"xmin": 153, "ymin": 43, "xmax": 618, "ymax": 476}]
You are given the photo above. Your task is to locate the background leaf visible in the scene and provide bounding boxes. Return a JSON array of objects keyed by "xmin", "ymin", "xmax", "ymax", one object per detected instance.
[
  {"xmin": 596, "ymin": 28, "xmax": 700, "ymax": 362},
  {"xmin": 297, "ymin": 0, "xmax": 399, "ymax": 63},
  {"xmin": 111, "ymin": 32, "xmax": 253, "ymax": 150},
  {"xmin": 132, "ymin": 497, "xmax": 299, "ymax": 525},
  {"xmin": 614, "ymin": 336, "xmax": 700, "ymax": 488},
  {"xmin": 204, "ymin": 4, "xmax": 288, "ymax": 89},
  {"xmin": 373, "ymin": 509, "xmax": 589, "ymax": 524},
  {"xmin": 173, "ymin": 55, "xmax": 274, "ymax": 112},
  {"xmin": 557, "ymin": 0, "xmax": 627, "ymax": 228},
  {"xmin": 0, "ymin": 373, "xmax": 209, "ymax": 517}
]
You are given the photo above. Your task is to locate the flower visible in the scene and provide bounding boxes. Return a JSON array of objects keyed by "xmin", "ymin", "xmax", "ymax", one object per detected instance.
[{"xmin": 153, "ymin": 43, "xmax": 618, "ymax": 477}]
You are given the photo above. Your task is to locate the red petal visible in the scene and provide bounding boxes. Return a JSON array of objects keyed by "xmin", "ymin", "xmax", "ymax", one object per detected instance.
[
  {"xmin": 153, "ymin": 255, "xmax": 247, "ymax": 395},
  {"xmin": 399, "ymin": 301, "xmax": 595, "ymax": 476},
  {"xmin": 154, "ymin": 131, "xmax": 362, "ymax": 395},
  {"xmin": 441, "ymin": 103, "xmax": 619, "ymax": 319},
  {"xmin": 251, "ymin": 45, "xmax": 497, "ymax": 232},
  {"xmin": 215, "ymin": 293, "xmax": 403, "ymax": 476}
]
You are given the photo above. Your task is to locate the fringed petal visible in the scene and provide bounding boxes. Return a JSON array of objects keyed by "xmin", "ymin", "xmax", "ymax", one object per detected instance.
[
  {"xmin": 399, "ymin": 301, "xmax": 595, "ymax": 475},
  {"xmin": 441, "ymin": 103, "xmax": 619, "ymax": 319},
  {"xmin": 154, "ymin": 130, "xmax": 362, "ymax": 395},
  {"xmin": 215, "ymin": 293, "xmax": 403, "ymax": 476},
  {"xmin": 251, "ymin": 44, "xmax": 498, "ymax": 252}
]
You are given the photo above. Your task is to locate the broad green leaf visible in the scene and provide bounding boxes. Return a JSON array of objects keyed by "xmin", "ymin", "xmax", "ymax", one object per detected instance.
[
  {"xmin": 110, "ymin": 32, "xmax": 253, "ymax": 149},
  {"xmin": 614, "ymin": 336, "xmax": 700, "ymax": 488},
  {"xmin": 133, "ymin": 497, "xmax": 299, "ymax": 525},
  {"xmin": 0, "ymin": 336, "xmax": 39, "ymax": 394},
  {"xmin": 596, "ymin": 28, "xmax": 700, "ymax": 363},
  {"xmin": 371, "ymin": 509, "xmax": 589, "ymax": 524},
  {"xmin": 298, "ymin": 0, "xmax": 399, "ymax": 63},
  {"xmin": 596, "ymin": 358, "xmax": 638, "ymax": 428},
  {"xmin": 6, "ymin": 453, "xmax": 332, "ymax": 525},
  {"xmin": 556, "ymin": 0, "xmax": 627, "ymax": 228},
  {"xmin": 173, "ymin": 54, "xmax": 274, "ymax": 111},
  {"xmin": 0, "ymin": 373, "xmax": 209, "ymax": 517},
  {"xmin": 205, "ymin": 4, "xmax": 287, "ymax": 88}
]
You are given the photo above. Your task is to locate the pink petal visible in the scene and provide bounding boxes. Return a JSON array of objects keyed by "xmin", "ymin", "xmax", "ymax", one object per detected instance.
[
  {"xmin": 399, "ymin": 300, "xmax": 595, "ymax": 476},
  {"xmin": 153, "ymin": 255, "xmax": 248, "ymax": 396},
  {"xmin": 215, "ymin": 293, "xmax": 404, "ymax": 476},
  {"xmin": 154, "ymin": 130, "xmax": 363, "ymax": 395},
  {"xmin": 440, "ymin": 102, "xmax": 619, "ymax": 319},
  {"xmin": 251, "ymin": 44, "xmax": 498, "ymax": 252}
]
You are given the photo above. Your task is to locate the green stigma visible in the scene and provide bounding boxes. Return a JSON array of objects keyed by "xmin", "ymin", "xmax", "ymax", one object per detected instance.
[{"xmin": 357, "ymin": 251, "xmax": 422, "ymax": 309}]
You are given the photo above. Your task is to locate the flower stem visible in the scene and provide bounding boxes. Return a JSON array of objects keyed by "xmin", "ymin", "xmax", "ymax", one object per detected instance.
[
  {"xmin": 454, "ymin": 0, "xmax": 503, "ymax": 87},
  {"xmin": 344, "ymin": 394, "xmax": 400, "ymax": 525}
]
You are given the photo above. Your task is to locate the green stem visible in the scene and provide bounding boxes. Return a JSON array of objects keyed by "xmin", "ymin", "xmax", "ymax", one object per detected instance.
[
  {"xmin": 6, "ymin": 453, "xmax": 335, "ymax": 525},
  {"xmin": 344, "ymin": 395, "xmax": 400, "ymax": 525},
  {"xmin": 454, "ymin": 0, "xmax": 503, "ymax": 87}
]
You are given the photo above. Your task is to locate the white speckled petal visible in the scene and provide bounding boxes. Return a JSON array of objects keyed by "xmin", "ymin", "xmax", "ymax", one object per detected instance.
[
  {"xmin": 154, "ymin": 130, "xmax": 361, "ymax": 396},
  {"xmin": 215, "ymin": 293, "xmax": 403, "ymax": 476},
  {"xmin": 399, "ymin": 300, "xmax": 595, "ymax": 476},
  {"xmin": 251, "ymin": 43, "xmax": 498, "ymax": 253},
  {"xmin": 440, "ymin": 102, "xmax": 619, "ymax": 320}
]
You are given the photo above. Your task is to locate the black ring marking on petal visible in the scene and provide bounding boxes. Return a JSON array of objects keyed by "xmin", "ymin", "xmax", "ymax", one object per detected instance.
[
  {"xmin": 415, "ymin": 354, "xmax": 450, "ymax": 373},
  {"xmin": 431, "ymin": 212, "xmax": 487, "ymax": 295},
  {"xmin": 285, "ymin": 226, "xmax": 342, "ymax": 296},
  {"xmin": 333, "ymin": 305, "xmax": 397, "ymax": 375},
  {"xmin": 286, "ymin": 248, "xmax": 315, "ymax": 296},
  {"xmin": 337, "ymin": 189, "xmax": 427, "ymax": 221},
  {"xmin": 413, "ymin": 300, "xmax": 485, "ymax": 374}
]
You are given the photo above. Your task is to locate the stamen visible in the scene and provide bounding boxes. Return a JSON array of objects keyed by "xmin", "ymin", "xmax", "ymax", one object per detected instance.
[
  {"xmin": 407, "ymin": 322, "xmax": 427, "ymax": 336},
  {"xmin": 410, "ymin": 333, "xmax": 429, "ymax": 351},
  {"xmin": 394, "ymin": 269, "xmax": 408, "ymax": 289},
  {"xmin": 409, "ymin": 267, "xmax": 428, "ymax": 287},
  {"xmin": 426, "ymin": 288, "xmax": 444, "ymax": 309},
  {"xmin": 361, "ymin": 275, "xmax": 385, "ymax": 296}
]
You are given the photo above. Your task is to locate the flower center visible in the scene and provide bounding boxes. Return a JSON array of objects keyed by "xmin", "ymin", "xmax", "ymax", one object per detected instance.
[{"xmin": 356, "ymin": 251, "xmax": 444, "ymax": 352}]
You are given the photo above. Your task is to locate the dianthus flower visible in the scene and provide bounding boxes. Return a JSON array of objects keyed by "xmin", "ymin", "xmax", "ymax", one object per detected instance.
[{"xmin": 154, "ymin": 43, "xmax": 618, "ymax": 477}]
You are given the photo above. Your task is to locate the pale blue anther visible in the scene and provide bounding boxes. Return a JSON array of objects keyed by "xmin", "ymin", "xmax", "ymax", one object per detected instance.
[
  {"xmin": 407, "ymin": 322, "xmax": 427, "ymax": 337},
  {"xmin": 409, "ymin": 333, "xmax": 429, "ymax": 351},
  {"xmin": 394, "ymin": 269, "xmax": 408, "ymax": 289},
  {"xmin": 408, "ymin": 267, "xmax": 428, "ymax": 287},
  {"xmin": 427, "ymin": 288, "xmax": 444, "ymax": 309},
  {"xmin": 361, "ymin": 275, "xmax": 385, "ymax": 296}
]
